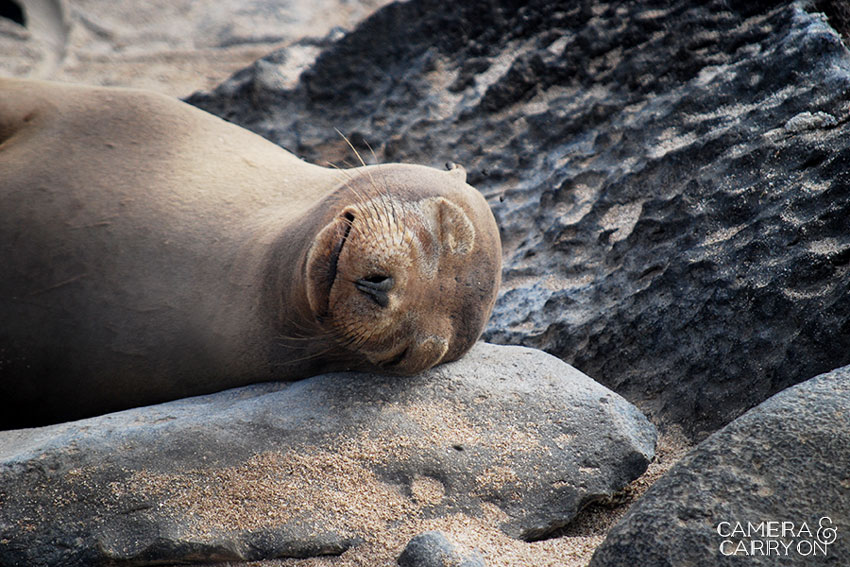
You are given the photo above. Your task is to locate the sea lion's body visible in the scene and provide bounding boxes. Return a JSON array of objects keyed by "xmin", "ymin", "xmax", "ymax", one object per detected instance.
[{"xmin": 0, "ymin": 79, "xmax": 501, "ymax": 428}]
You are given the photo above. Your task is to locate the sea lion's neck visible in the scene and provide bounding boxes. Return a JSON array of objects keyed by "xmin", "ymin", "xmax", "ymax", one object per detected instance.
[
  {"xmin": 214, "ymin": 170, "xmax": 357, "ymax": 382},
  {"xmin": 245, "ymin": 200, "xmax": 347, "ymax": 379}
]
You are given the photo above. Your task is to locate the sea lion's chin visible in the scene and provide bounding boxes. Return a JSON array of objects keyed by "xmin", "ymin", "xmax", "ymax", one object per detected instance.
[{"xmin": 368, "ymin": 334, "xmax": 451, "ymax": 375}]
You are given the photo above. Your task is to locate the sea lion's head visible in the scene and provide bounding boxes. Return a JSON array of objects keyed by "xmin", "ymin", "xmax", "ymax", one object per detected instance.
[{"xmin": 304, "ymin": 163, "xmax": 501, "ymax": 374}]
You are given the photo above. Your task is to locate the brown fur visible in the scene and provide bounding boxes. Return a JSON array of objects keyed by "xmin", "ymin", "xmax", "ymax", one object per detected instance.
[{"xmin": 0, "ymin": 79, "xmax": 502, "ymax": 428}]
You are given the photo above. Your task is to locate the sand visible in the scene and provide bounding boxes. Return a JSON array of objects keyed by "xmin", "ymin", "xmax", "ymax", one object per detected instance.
[
  {"xmin": 150, "ymin": 428, "xmax": 692, "ymax": 567},
  {"xmin": 0, "ymin": 0, "xmax": 393, "ymax": 97}
]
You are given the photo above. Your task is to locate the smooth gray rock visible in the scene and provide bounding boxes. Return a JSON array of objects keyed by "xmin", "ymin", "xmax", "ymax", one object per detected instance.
[
  {"xmin": 398, "ymin": 531, "xmax": 485, "ymax": 567},
  {"xmin": 590, "ymin": 365, "xmax": 850, "ymax": 566},
  {"xmin": 0, "ymin": 343, "xmax": 655, "ymax": 567},
  {"xmin": 189, "ymin": 0, "xmax": 850, "ymax": 439}
]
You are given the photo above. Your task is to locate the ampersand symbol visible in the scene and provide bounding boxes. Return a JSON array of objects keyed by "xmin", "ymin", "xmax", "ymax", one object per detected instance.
[{"xmin": 817, "ymin": 516, "xmax": 837, "ymax": 545}]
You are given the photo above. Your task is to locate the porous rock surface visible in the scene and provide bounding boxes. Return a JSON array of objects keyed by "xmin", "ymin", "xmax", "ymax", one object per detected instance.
[
  {"xmin": 0, "ymin": 343, "xmax": 655, "ymax": 567},
  {"xmin": 589, "ymin": 364, "xmax": 850, "ymax": 566},
  {"xmin": 190, "ymin": 0, "xmax": 850, "ymax": 439}
]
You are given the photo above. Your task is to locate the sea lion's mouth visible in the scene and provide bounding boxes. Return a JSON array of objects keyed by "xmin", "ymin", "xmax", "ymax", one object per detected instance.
[{"xmin": 380, "ymin": 345, "xmax": 410, "ymax": 368}]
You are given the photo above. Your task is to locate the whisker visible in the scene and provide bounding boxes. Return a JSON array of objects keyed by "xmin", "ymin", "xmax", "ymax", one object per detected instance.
[
  {"xmin": 273, "ymin": 309, "xmax": 332, "ymax": 336},
  {"xmin": 275, "ymin": 331, "xmax": 334, "ymax": 343},
  {"xmin": 363, "ymin": 138, "xmax": 380, "ymax": 165},
  {"xmin": 271, "ymin": 345, "xmax": 339, "ymax": 366},
  {"xmin": 336, "ymin": 129, "xmax": 387, "ymax": 208},
  {"xmin": 335, "ymin": 128, "xmax": 368, "ymax": 168},
  {"xmin": 323, "ymin": 162, "xmax": 376, "ymax": 221}
]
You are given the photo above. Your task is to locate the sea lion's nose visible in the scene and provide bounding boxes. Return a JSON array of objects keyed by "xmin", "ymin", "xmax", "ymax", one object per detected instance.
[{"xmin": 355, "ymin": 275, "xmax": 394, "ymax": 307}]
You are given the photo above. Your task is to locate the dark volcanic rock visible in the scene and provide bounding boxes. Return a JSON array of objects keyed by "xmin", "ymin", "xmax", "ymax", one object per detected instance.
[
  {"xmin": 589, "ymin": 365, "xmax": 850, "ymax": 567},
  {"xmin": 0, "ymin": 343, "xmax": 655, "ymax": 567},
  {"xmin": 398, "ymin": 531, "xmax": 485, "ymax": 567},
  {"xmin": 189, "ymin": 0, "xmax": 850, "ymax": 439}
]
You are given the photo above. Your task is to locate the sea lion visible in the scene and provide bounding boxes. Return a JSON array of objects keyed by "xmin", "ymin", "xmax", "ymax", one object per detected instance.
[{"xmin": 0, "ymin": 78, "xmax": 502, "ymax": 428}]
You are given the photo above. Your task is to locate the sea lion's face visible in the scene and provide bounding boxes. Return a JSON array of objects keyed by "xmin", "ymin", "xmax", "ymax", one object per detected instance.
[{"xmin": 305, "ymin": 169, "xmax": 501, "ymax": 375}]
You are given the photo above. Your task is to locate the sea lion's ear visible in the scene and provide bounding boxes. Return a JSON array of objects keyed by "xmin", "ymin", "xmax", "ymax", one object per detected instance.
[
  {"xmin": 445, "ymin": 162, "xmax": 467, "ymax": 183},
  {"xmin": 423, "ymin": 197, "xmax": 475, "ymax": 255}
]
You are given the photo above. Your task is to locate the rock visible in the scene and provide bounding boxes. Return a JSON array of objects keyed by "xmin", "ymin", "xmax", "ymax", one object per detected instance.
[
  {"xmin": 589, "ymin": 365, "xmax": 850, "ymax": 566},
  {"xmin": 0, "ymin": 0, "xmax": 392, "ymax": 96},
  {"xmin": 398, "ymin": 531, "xmax": 485, "ymax": 567},
  {"xmin": 188, "ymin": 0, "xmax": 850, "ymax": 439},
  {"xmin": 0, "ymin": 343, "xmax": 655, "ymax": 567}
]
